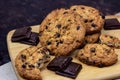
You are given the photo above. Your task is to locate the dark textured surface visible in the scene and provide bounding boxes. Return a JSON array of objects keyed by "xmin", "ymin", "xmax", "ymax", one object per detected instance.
[{"xmin": 0, "ymin": 0, "xmax": 120, "ymax": 66}]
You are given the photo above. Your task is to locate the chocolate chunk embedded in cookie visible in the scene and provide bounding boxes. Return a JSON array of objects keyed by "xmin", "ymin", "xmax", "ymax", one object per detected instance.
[
  {"xmin": 70, "ymin": 5, "xmax": 105, "ymax": 34},
  {"xmin": 39, "ymin": 8, "xmax": 86, "ymax": 56},
  {"xmin": 77, "ymin": 44, "xmax": 118, "ymax": 67},
  {"xmin": 99, "ymin": 34, "xmax": 120, "ymax": 48},
  {"xmin": 15, "ymin": 46, "xmax": 50, "ymax": 80}
]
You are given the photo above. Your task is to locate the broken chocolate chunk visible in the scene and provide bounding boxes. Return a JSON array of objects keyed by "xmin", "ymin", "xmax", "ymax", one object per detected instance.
[
  {"xmin": 56, "ymin": 62, "xmax": 82, "ymax": 79},
  {"xmin": 84, "ymin": 19, "xmax": 88, "ymax": 23},
  {"xmin": 12, "ymin": 27, "xmax": 31, "ymax": 42},
  {"xmin": 22, "ymin": 64, "xmax": 26, "ymax": 68},
  {"xmin": 46, "ymin": 41, "xmax": 51, "ymax": 45},
  {"xmin": 56, "ymin": 24, "xmax": 61, "ymax": 29},
  {"xmin": 54, "ymin": 32, "xmax": 60, "ymax": 38},
  {"xmin": 77, "ymin": 26, "xmax": 80, "ymax": 30},
  {"xmin": 91, "ymin": 23, "xmax": 97, "ymax": 27},
  {"xmin": 104, "ymin": 18, "xmax": 120, "ymax": 30},
  {"xmin": 90, "ymin": 48, "xmax": 96, "ymax": 52},
  {"xmin": 20, "ymin": 32, "xmax": 39, "ymax": 46},
  {"xmin": 47, "ymin": 56, "xmax": 72, "ymax": 71}
]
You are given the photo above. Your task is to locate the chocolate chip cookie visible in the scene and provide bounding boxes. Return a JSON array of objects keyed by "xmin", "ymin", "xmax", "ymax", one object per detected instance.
[
  {"xmin": 77, "ymin": 44, "xmax": 118, "ymax": 67},
  {"xmin": 99, "ymin": 34, "xmax": 120, "ymax": 48},
  {"xmin": 39, "ymin": 8, "xmax": 86, "ymax": 56},
  {"xmin": 85, "ymin": 32, "xmax": 101, "ymax": 43},
  {"xmin": 70, "ymin": 5, "xmax": 105, "ymax": 34},
  {"xmin": 15, "ymin": 46, "xmax": 50, "ymax": 80}
]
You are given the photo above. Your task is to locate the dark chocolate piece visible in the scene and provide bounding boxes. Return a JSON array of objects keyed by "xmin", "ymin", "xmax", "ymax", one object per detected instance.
[
  {"xmin": 12, "ymin": 27, "xmax": 31, "ymax": 42},
  {"xmin": 47, "ymin": 56, "xmax": 72, "ymax": 71},
  {"xmin": 56, "ymin": 62, "xmax": 82, "ymax": 79},
  {"xmin": 20, "ymin": 32, "xmax": 39, "ymax": 45},
  {"xmin": 104, "ymin": 18, "xmax": 120, "ymax": 30}
]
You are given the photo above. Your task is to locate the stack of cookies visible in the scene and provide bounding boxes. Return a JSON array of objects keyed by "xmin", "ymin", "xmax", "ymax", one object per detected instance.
[
  {"xmin": 13, "ymin": 5, "xmax": 120, "ymax": 80},
  {"xmin": 39, "ymin": 5, "xmax": 105, "ymax": 56}
]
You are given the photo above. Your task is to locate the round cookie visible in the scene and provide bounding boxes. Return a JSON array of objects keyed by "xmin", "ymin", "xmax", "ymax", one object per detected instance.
[
  {"xmin": 70, "ymin": 5, "xmax": 105, "ymax": 34},
  {"xmin": 77, "ymin": 44, "xmax": 118, "ymax": 67},
  {"xmin": 85, "ymin": 32, "xmax": 101, "ymax": 43},
  {"xmin": 99, "ymin": 34, "xmax": 120, "ymax": 48},
  {"xmin": 39, "ymin": 8, "xmax": 86, "ymax": 56},
  {"xmin": 15, "ymin": 46, "xmax": 50, "ymax": 80}
]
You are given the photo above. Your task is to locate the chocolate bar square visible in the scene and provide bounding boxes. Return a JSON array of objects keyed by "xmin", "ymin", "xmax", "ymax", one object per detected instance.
[
  {"xmin": 47, "ymin": 56, "xmax": 72, "ymax": 71},
  {"xmin": 104, "ymin": 18, "xmax": 120, "ymax": 30},
  {"xmin": 12, "ymin": 27, "xmax": 31, "ymax": 42},
  {"xmin": 20, "ymin": 32, "xmax": 39, "ymax": 46},
  {"xmin": 56, "ymin": 62, "xmax": 82, "ymax": 79}
]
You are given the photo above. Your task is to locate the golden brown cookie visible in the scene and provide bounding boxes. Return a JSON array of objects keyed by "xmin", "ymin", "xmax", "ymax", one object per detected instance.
[
  {"xmin": 15, "ymin": 46, "xmax": 50, "ymax": 80},
  {"xmin": 39, "ymin": 8, "xmax": 86, "ymax": 56},
  {"xmin": 99, "ymin": 34, "xmax": 120, "ymax": 48},
  {"xmin": 77, "ymin": 44, "xmax": 118, "ymax": 67},
  {"xmin": 70, "ymin": 5, "xmax": 105, "ymax": 34},
  {"xmin": 85, "ymin": 32, "xmax": 101, "ymax": 43}
]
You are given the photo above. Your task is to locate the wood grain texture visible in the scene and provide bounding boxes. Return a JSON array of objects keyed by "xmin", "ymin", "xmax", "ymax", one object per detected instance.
[{"xmin": 7, "ymin": 16, "xmax": 120, "ymax": 80}]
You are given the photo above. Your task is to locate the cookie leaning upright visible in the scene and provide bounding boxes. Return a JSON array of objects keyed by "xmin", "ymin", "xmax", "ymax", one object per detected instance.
[
  {"xmin": 70, "ymin": 5, "xmax": 105, "ymax": 34},
  {"xmin": 15, "ymin": 46, "xmax": 50, "ymax": 80},
  {"xmin": 39, "ymin": 8, "xmax": 86, "ymax": 56},
  {"xmin": 76, "ymin": 44, "xmax": 118, "ymax": 67}
]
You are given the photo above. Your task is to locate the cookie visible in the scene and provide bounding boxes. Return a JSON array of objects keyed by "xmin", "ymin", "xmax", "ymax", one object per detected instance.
[
  {"xmin": 77, "ymin": 44, "xmax": 118, "ymax": 67},
  {"xmin": 70, "ymin": 5, "xmax": 105, "ymax": 34},
  {"xmin": 39, "ymin": 8, "xmax": 86, "ymax": 56},
  {"xmin": 99, "ymin": 34, "xmax": 120, "ymax": 48},
  {"xmin": 85, "ymin": 32, "xmax": 101, "ymax": 43},
  {"xmin": 15, "ymin": 46, "xmax": 50, "ymax": 80}
]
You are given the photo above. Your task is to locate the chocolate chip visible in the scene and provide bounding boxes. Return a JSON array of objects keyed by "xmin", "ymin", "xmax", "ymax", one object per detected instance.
[
  {"xmin": 81, "ymin": 7, "xmax": 85, "ymax": 9},
  {"xmin": 28, "ymin": 64, "xmax": 35, "ymax": 68},
  {"xmin": 63, "ymin": 11, "xmax": 68, "ymax": 14},
  {"xmin": 68, "ymin": 19, "xmax": 71, "ymax": 22},
  {"xmin": 46, "ymin": 41, "xmax": 51, "ymax": 45},
  {"xmin": 89, "ymin": 19, "xmax": 93, "ymax": 22},
  {"xmin": 100, "ymin": 13, "xmax": 105, "ymax": 19},
  {"xmin": 60, "ymin": 40, "xmax": 63, "ymax": 44},
  {"xmin": 22, "ymin": 64, "xmax": 26, "ymax": 68},
  {"xmin": 21, "ymin": 54, "xmax": 26, "ymax": 59},
  {"xmin": 90, "ymin": 48, "xmax": 96, "ymax": 52},
  {"xmin": 62, "ymin": 26, "xmax": 67, "ymax": 29},
  {"xmin": 91, "ymin": 23, "xmax": 97, "ymax": 27},
  {"xmin": 37, "ymin": 63, "xmax": 41, "ymax": 66},
  {"xmin": 46, "ymin": 25, "xmax": 48, "ymax": 29},
  {"xmin": 56, "ymin": 24, "xmax": 61, "ymax": 29},
  {"xmin": 54, "ymin": 33, "xmax": 60, "ymax": 38},
  {"xmin": 73, "ymin": 8, "xmax": 76, "ymax": 11},
  {"xmin": 80, "ymin": 54, "xmax": 83, "ymax": 56},
  {"xmin": 110, "ymin": 36, "xmax": 113, "ymax": 38},
  {"xmin": 77, "ymin": 26, "xmax": 80, "ymax": 30},
  {"xmin": 84, "ymin": 19, "xmax": 88, "ymax": 23},
  {"xmin": 56, "ymin": 42, "xmax": 59, "ymax": 46}
]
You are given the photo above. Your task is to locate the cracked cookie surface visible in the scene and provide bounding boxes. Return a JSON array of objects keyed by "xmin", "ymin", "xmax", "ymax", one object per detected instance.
[
  {"xmin": 99, "ymin": 34, "xmax": 120, "ymax": 48},
  {"xmin": 77, "ymin": 44, "xmax": 118, "ymax": 67},
  {"xmin": 15, "ymin": 46, "xmax": 50, "ymax": 80},
  {"xmin": 39, "ymin": 8, "xmax": 86, "ymax": 56},
  {"xmin": 70, "ymin": 5, "xmax": 105, "ymax": 34}
]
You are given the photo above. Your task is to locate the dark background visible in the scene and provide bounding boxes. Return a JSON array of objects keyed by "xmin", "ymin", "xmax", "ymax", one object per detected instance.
[{"xmin": 0, "ymin": 0, "xmax": 120, "ymax": 65}]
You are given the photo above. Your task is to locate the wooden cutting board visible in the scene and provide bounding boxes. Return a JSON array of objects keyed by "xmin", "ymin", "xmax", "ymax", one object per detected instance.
[{"xmin": 7, "ymin": 16, "xmax": 120, "ymax": 80}]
